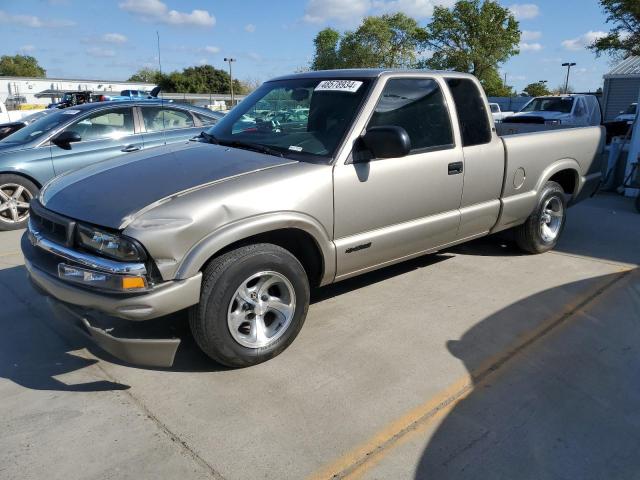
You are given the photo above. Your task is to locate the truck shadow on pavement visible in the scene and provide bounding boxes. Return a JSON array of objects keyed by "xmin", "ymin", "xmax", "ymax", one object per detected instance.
[
  {"xmin": 0, "ymin": 265, "xmax": 131, "ymax": 392},
  {"xmin": 412, "ymin": 271, "xmax": 640, "ymax": 479}
]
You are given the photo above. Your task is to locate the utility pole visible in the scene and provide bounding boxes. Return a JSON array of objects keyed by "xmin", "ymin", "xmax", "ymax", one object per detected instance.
[
  {"xmin": 562, "ymin": 62, "xmax": 576, "ymax": 94},
  {"xmin": 224, "ymin": 57, "xmax": 236, "ymax": 106}
]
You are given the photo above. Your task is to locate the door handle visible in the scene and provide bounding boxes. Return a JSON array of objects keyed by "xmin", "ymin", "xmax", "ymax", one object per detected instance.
[
  {"xmin": 121, "ymin": 145, "xmax": 141, "ymax": 152},
  {"xmin": 448, "ymin": 161, "xmax": 464, "ymax": 175}
]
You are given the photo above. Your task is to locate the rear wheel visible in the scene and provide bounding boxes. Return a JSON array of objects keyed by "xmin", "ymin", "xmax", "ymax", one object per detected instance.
[
  {"xmin": 189, "ymin": 243, "xmax": 310, "ymax": 368},
  {"xmin": 0, "ymin": 174, "xmax": 39, "ymax": 231},
  {"xmin": 515, "ymin": 181, "xmax": 567, "ymax": 254}
]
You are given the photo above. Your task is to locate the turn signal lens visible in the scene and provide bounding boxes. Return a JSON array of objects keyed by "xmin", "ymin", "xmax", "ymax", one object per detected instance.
[{"xmin": 122, "ymin": 276, "xmax": 146, "ymax": 290}]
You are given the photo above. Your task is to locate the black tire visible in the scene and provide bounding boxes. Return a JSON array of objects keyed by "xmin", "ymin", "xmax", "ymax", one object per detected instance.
[
  {"xmin": 635, "ymin": 194, "xmax": 640, "ymax": 214},
  {"xmin": 0, "ymin": 174, "xmax": 39, "ymax": 231},
  {"xmin": 515, "ymin": 181, "xmax": 567, "ymax": 254},
  {"xmin": 189, "ymin": 243, "xmax": 310, "ymax": 368}
]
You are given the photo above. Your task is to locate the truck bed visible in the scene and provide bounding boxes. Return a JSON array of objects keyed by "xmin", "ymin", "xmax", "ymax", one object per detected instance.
[{"xmin": 493, "ymin": 126, "xmax": 605, "ymax": 232}]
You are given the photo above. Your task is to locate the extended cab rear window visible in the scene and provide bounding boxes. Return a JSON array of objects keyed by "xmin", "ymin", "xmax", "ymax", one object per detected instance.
[
  {"xmin": 368, "ymin": 78, "xmax": 454, "ymax": 153},
  {"xmin": 446, "ymin": 78, "xmax": 492, "ymax": 147}
]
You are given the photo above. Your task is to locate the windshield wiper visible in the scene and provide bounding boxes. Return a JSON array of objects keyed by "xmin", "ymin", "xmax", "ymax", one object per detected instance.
[{"xmin": 218, "ymin": 140, "xmax": 285, "ymax": 158}]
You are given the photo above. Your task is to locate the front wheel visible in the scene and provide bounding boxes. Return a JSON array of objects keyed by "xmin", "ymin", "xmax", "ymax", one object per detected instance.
[
  {"xmin": 0, "ymin": 174, "xmax": 39, "ymax": 231},
  {"xmin": 189, "ymin": 243, "xmax": 310, "ymax": 368},
  {"xmin": 515, "ymin": 181, "xmax": 567, "ymax": 254}
]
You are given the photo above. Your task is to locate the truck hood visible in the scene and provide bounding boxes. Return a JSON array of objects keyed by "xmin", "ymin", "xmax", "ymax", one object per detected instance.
[
  {"xmin": 511, "ymin": 111, "xmax": 570, "ymax": 120},
  {"xmin": 40, "ymin": 141, "xmax": 296, "ymax": 229}
]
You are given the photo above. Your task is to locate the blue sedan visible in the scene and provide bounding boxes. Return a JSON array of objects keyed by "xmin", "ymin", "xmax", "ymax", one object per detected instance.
[{"xmin": 0, "ymin": 100, "xmax": 224, "ymax": 230}]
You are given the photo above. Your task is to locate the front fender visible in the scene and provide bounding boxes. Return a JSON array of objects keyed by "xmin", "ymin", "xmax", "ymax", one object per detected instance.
[{"xmin": 174, "ymin": 211, "xmax": 336, "ymax": 285}]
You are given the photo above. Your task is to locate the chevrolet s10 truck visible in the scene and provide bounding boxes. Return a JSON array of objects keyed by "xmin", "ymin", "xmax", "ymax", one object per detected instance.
[{"xmin": 22, "ymin": 70, "xmax": 604, "ymax": 368}]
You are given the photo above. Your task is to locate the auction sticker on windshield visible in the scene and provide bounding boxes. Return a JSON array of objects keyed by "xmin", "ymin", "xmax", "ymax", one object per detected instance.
[{"xmin": 315, "ymin": 80, "xmax": 363, "ymax": 93}]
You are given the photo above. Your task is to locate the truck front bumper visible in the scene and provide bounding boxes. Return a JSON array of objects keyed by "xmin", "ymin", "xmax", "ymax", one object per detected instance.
[{"xmin": 22, "ymin": 232, "xmax": 202, "ymax": 367}]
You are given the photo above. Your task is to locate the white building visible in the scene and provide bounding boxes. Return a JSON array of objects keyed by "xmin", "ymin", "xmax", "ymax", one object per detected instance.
[{"xmin": 0, "ymin": 76, "xmax": 155, "ymax": 108}]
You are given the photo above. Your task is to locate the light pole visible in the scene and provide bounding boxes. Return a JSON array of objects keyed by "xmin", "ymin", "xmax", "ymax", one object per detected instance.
[
  {"xmin": 562, "ymin": 62, "xmax": 576, "ymax": 94},
  {"xmin": 224, "ymin": 57, "xmax": 236, "ymax": 106}
]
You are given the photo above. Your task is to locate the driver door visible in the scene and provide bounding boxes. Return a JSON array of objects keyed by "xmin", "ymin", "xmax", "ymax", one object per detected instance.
[
  {"xmin": 333, "ymin": 77, "xmax": 464, "ymax": 279},
  {"xmin": 50, "ymin": 106, "xmax": 143, "ymax": 176}
]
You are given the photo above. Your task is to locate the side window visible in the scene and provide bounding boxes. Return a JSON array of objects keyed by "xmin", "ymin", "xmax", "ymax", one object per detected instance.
[
  {"xmin": 194, "ymin": 112, "xmax": 219, "ymax": 126},
  {"xmin": 368, "ymin": 78, "xmax": 454, "ymax": 152},
  {"xmin": 67, "ymin": 108, "xmax": 134, "ymax": 141},
  {"xmin": 574, "ymin": 98, "xmax": 586, "ymax": 117},
  {"xmin": 446, "ymin": 78, "xmax": 492, "ymax": 147},
  {"xmin": 141, "ymin": 107, "xmax": 195, "ymax": 132}
]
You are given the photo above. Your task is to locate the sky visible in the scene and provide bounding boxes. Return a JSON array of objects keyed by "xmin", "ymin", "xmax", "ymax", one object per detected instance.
[{"xmin": 0, "ymin": 0, "xmax": 621, "ymax": 92}]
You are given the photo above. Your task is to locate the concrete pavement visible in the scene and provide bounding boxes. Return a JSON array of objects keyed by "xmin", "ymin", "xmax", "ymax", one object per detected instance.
[{"xmin": 0, "ymin": 193, "xmax": 638, "ymax": 480}]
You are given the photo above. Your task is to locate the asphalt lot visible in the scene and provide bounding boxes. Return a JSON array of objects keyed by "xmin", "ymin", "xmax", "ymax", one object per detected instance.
[{"xmin": 1, "ymin": 193, "xmax": 639, "ymax": 480}]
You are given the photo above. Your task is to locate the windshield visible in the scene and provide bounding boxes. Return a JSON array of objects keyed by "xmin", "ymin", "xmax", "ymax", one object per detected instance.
[
  {"xmin": 625, "ymin": 103, "xmax": 637, "ymax": 115},
  {"xmin": 22, "ymin": 109, "xmax": 51, "ymax": 124},
  {"xmin": 521, "ymin": 97, "xmax": 574, "ymax": 114},
  {"xmin": 0, "ymin": 109, "xmax": 76, "ymax": 144},
  {"xmin": 206, "ymin": 78, "xmax": 372, "ymax": 162},
  {"xmin": 490, "ymin": 104, "xmax": 499, "ymax": 113}
]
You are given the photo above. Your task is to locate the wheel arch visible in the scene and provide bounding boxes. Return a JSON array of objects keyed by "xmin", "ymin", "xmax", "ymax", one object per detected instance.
[
  {"xmin": 0, "ymin": 170, "xmax": 43, "ymax": 189},
  {"xmin": 535, "ymin": 159, "xmax": 580, "ymax": 199},
  {"xmin": 175, "ymin": 212, "xmax": 336, "ymax": 287}
]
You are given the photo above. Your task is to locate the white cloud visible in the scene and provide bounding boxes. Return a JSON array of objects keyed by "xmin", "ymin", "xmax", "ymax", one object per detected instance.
[
  {"xmin": 372, "ymin": 0, "xmax": 456, "ymax": 19},
  {"xmin": 86, "ymin": 47, "xmax": 116, "ymax": 58},
  {"xmin": 198, "ymin": 58, "xmax": 208, "ymax": 65},
  {"xmin": 244, "ymin": 23, "xmax": 256, "ymax": 32},
  {"xmin": 102, "ymin": 33, "xmax": 127, "ymax": 44},
  {"xmin": 19, "ymin": 44, "xmax": 36, "ymax": 52},
  {"xmin": 0, "ymin": 10, "xmax": 75, "ymax": 27},
  {"xmin": 303, "ymin": 0, "xmax": 456, "ymax": 23},
  {"xmin": 521, "ymin": 30, "xmax": 541, "ymax": 41},
  {"xmin": 119, "ymin": 0, "xmax": 215, "ymax": 27},
  {"xmin": 509, "ymin": 4, "xmax": 539, "ymax": 20},
  {"xmin": 561, "ymin": 30, "xmax": 607, "ymax": 51},
  {"xmin": 303, "ymin": 0, "xmax": 371, "ymax": 23},
  {"xmin": 203, "ymin": 46, "xmax": 220, "ymax": 54},
  {"xmin": 520, "ymin": 42, "xmax": 542, "ymax": 52}
]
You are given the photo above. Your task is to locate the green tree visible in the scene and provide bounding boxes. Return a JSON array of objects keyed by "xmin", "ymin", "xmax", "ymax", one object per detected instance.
[
  {"xmin": 310, "ymin": 13, "xmax": 428, "ymax": 70},
  {"xmin": 523, "ymin": 81, "xmax": 551, "ymax": 97},
  {"xmin": 128, "ymin": 65, "xmax": 247, "ymax": 94},
  {"xmin": 422, "ymin": 0, "xmax": 520, "ymax": 91},
  {"xmin": 589, "ymin": 0, "xmax": 640, "ymax": 58},
  {"xmin": 0, "ymin": 54, "xmax": 46, "ymax": 77},
  {"xmin": 128, "ymin": 67, "xmax": 162, "ymax": 83},
  {"xmin": 311, "ymin": 28, "xmax": 341, "ymax": 70},
  {"xmin": 480, "ymin": 68, "xmax": 515, "ymax": 96}
]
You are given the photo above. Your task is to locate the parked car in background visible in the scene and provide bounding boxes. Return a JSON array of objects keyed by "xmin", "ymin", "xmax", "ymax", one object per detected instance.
[
  {"xmin": 0, "ymin": 100, "xmax": 222, "ymax": 230},
  {"xmin": 96, "ymin": 86, "xmax": 161, "ymax": 103},
  {"xmin": 504, "ymin": 94, "xmax": 602, "ymax": 127},
  {"xmin": 47, "ymin": 91, "xmax": 93, "ymax": 109},
  {"xmin": 0, "ymin": 109, "xmax": 53, "ymax": 141},
  {"xmin": 615, "ymin": 102, "xmax": 637, "ymax": 124},
  {"xmin": 22, "ymin": 69, "xmax": 605, "ymax": 368},
  {"xmin": 488, "ymin": 103, "xmax": 514, "ymax": 123}
]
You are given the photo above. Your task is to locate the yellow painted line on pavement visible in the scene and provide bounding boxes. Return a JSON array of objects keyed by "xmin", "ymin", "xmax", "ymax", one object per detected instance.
[{"xmin": 308, "ymin": 267, "xmax": 636, "ymax": 480}]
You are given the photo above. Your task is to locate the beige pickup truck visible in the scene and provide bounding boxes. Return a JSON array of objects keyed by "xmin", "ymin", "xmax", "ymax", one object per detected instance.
[{"xmin": 22, "ymin": 69, "xmax": 604, "ymax": 368}]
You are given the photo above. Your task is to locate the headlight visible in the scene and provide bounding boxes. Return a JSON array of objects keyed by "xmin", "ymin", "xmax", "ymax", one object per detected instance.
[{"xmin": 76, "ymin": 224, "xmax": 145, "ymax": 262}]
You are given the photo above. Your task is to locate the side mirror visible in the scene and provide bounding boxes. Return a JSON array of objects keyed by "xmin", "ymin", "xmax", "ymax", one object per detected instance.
[
  {"xmin": 357, "ymin": 126, "xmax": 411, "ymax": 161},
  {"xmin": 52, "ymin": 131, "xmax": 81, "ymax": 148}
]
